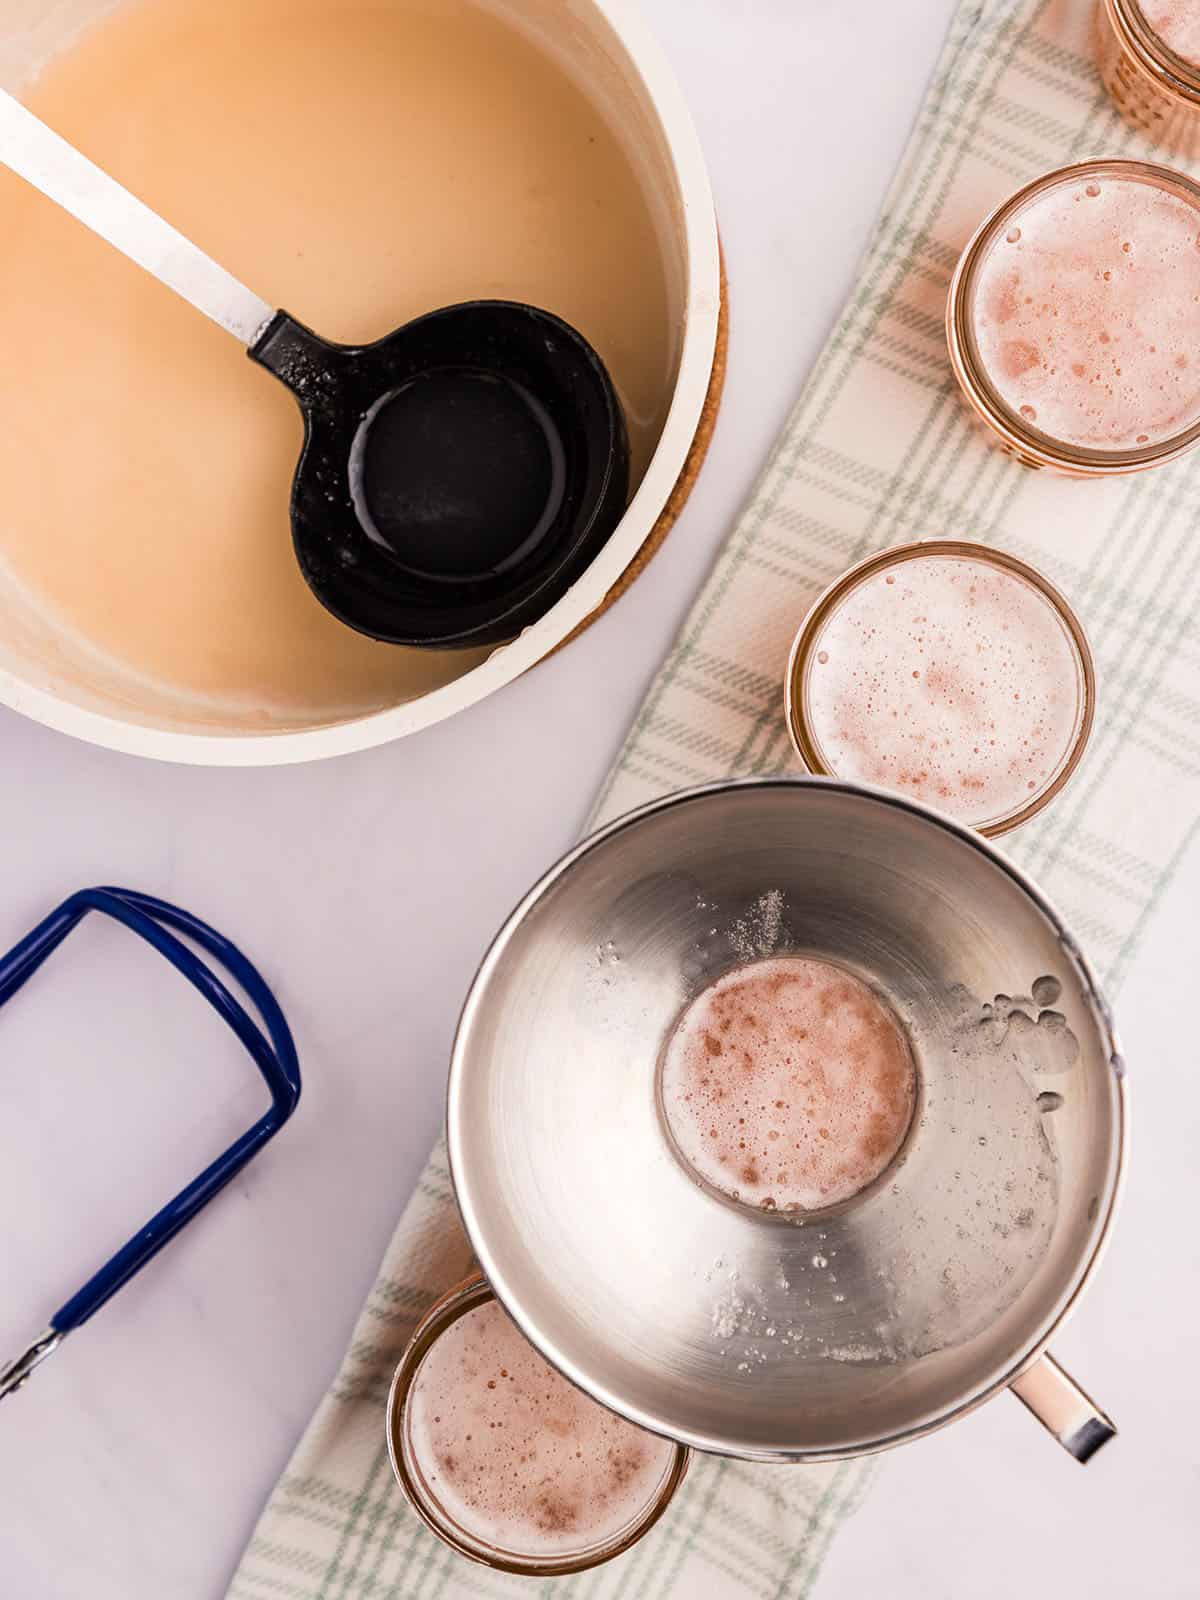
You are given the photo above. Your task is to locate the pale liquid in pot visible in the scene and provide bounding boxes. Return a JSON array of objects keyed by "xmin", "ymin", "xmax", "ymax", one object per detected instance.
[
  {"xmin": 0, "ymin": 0, "xmax": 676, "ymax": 724},
  {"xmin": 405, "ymin": 1298, "xmax": 676, "ymax": 1559}
]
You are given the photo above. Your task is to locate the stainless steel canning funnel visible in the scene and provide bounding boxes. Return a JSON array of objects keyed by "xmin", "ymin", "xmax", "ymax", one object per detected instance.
[{"xmin": 448, "ymin": 779, "xmax": 1125, "ymax": 1463}]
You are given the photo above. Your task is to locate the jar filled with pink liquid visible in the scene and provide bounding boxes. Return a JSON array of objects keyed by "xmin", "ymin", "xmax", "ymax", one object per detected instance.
[
  {"xmin": 947, "ymin": 159, "xmax": 1200, "ymax": 474},
  {"xmin": 784, "ymin": 541, "xmax": 1095, "ymax": 838},
  {"xmin": 1097, "ymin": 0, "xmax": 1200, "ymax": 154},
  {"xmin": 387, "ymin": 1276, "xmax": 688, "ymax": 1576}
]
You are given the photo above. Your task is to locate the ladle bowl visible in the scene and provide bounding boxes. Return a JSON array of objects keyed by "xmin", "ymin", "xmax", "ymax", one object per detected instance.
[{"xmin": 254, "ymin": 300, "xmax": 628, "ymax": 647}]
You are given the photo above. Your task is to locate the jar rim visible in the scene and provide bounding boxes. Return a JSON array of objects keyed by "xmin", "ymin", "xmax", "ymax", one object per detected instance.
[
  {"xmin": 385, "ymin": 1273, "xmax": 690, "ymax": 1576},
  {"xmin": 946, "ymin": 158, "xmax": 1200, "ymax": 473},
  {"xmin": 784, "ymin": 539, "xmax": 1096, "ymax": 839},
  {"xmin": 1107, "ymin": 0, "xmax": 1200, "ymax": 103}
]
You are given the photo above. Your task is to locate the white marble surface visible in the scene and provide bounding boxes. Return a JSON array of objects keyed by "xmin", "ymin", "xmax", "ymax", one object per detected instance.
[{"xmin": 0, "ymin": 2, "xmax": 1196, "ymax": 1595}]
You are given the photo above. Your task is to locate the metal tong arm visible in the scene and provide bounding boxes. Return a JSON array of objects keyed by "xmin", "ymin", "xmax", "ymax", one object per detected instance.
[
  {"xmin": 0, "ymin": 90, "xmax": 274, "ymax": 344},
  {"xmin": 0, "ymin": 889, "xmax": 300, "ymax": 1400}
]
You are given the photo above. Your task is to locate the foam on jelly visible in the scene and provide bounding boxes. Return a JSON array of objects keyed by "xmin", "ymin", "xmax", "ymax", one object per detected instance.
[
  {"xmin": 1141, "ymin": 1, "xmax": 1200, "ymax": 67},
  {"xmin": 406, "ymin": 1299, "xmax": 675, "ymax": 1559},
  {"xmin": 971, "ymin": 171, "xmax": 1200, "ymax": 450},
  {"xmin": 660, "ymin": 957, "xmax": 917, "ymax": 1212},
  {"xmin": 804, "ymin": 554, "xmax": 1083, "ymax": 827}
]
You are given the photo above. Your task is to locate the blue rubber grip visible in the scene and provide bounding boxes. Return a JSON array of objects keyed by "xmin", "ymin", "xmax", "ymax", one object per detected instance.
[{"xmin": 0, "ymin": 888, "xmax": 301, "ymax": 1333}]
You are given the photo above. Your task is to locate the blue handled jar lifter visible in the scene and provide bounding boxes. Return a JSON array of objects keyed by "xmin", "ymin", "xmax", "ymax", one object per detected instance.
[{"xmin": 0, "ymin": 888, "xmax": 301, "ymax": 1400}]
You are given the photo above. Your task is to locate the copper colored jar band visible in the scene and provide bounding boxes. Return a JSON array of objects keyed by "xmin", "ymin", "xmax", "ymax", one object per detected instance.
[
  {"xmin": 784, "ymin": 539, "xmax": 1096, "ymax": 839},
  {"xmin": 1096, "ymin": 0, "xmax": 1200, "ymax": 156},
  {"xmin": 946, "ymin": 158, "xmax": 1200, "ymax": 475},
  {"xmin": 385, "ymin": 1274, "xmax": 690, "ymax": 1577}
]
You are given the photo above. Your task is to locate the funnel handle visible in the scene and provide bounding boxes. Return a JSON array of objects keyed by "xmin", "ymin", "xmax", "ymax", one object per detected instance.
[{"xmin": 1009, "ymin": 1352, "xmax": 1115, "ymax": 1463}]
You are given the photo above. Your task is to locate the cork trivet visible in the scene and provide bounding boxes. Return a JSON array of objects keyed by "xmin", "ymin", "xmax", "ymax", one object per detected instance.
[{"xmin": 551, "ymin": 254, "xmax": 729, "ymax": 657}]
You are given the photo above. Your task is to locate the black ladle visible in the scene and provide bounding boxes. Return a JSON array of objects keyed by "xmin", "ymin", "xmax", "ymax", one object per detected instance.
[{"xmin": 0, "ymin": 91, "xmax": 629, "ymax": 648}]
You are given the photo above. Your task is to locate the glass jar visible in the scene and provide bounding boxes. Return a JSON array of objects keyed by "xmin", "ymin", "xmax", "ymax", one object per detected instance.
[
  {"xmin": 1096, "ymin": 0, "xmax": 1200, "ymax": 155},
  {"xmin": 946, "ymin": 158, "xmax": 1200, "ymax": 474},
  {"xmin": 784, "ymin": 540, "xmax": 1095, "ymax": 838},
  {"xmin": 386, "ymin": 1275, "xmax": 689, "ymax": 1576}
]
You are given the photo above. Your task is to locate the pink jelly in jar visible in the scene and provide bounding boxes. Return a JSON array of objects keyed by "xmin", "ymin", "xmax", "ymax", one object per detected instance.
[
  {"xmin": 659, "ymin": 956, "xmax": 917, "ymax": 1212},
  {"xmin": 948, "ymin": 159, "xmax": 1200, "ymax": 471},
  {"xmin": 388, "ymin": 1279, "xmax": 687, "ymax": 1576},
  {"xmin": 786, "ymin": 541, "xmax": 1095, "ymax": 837}
]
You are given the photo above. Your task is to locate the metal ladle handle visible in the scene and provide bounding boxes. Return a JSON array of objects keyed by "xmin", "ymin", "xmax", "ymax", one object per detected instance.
[
  {"xmin": 0, "ymin": 89, "xmax": 273, "ymax": 344},
  {"xmin": 1010, "ymin": 1352, "xmax": 1116, "ymax": 1463}
]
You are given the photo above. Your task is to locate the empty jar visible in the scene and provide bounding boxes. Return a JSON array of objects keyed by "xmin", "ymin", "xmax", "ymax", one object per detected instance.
[{"xmin": 947, "ymin": 158, "xmax": 1200, "ymax": 474}]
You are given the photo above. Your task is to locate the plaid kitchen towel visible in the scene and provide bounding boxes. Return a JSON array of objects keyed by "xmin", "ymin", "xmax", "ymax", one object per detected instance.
[{"xmin": 229, "ymin": 2, "xmax": 1200, "ymax": 1596}]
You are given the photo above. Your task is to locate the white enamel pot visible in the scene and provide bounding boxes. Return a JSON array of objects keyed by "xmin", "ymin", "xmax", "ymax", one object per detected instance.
[{"xmin": 0, "ymin": 0, "xmax": 719, "ymax": 764}]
